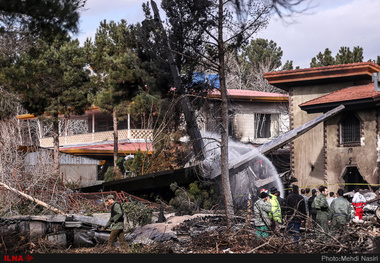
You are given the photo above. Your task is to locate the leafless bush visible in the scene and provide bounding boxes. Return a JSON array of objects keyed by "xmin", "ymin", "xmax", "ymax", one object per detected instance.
[{"xmin": 0, "ymin": 119, "xmax": 70, "ymax": 216}]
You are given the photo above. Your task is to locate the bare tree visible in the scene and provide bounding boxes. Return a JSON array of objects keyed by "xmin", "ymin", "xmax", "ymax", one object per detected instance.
[
  {"xmin": 226, "ymin": 52, "xmax": 282, "ymax": 91},
  {"xmin": 148, "ymin": 0, "xmax": 306, "ymax": 226},
  {"xmin": 0, "ymin": 118, "xmax": 70, "ymax": 216},
  {"xmin": 156, "ymin": 0, "xmax": 272, "ymax": 226},
  {"xmin": 0, "ymin": 88, "xmax": 70, "ymax": 215}
]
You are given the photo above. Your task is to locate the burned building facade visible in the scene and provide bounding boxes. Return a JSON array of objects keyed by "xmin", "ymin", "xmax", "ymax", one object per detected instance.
[
  {"xmin": 197, "ymin": 88, "xmax": 289, "ymax": 146},
  {"xmin": 264, "ymin": 62, "xmax": 380, "ymax": 193}
]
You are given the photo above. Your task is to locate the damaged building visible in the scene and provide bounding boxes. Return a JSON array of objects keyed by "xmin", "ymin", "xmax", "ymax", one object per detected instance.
[
  {"xmin": 24, "ymin": 148, "xmax": 103, "ymax": 187},
  {"xmin": 264, "ymin": 62, "xmax": 380, "ymax": 193},
  {"xmin": 197, "ymin": 88, "xmax": 289, "ymax": 145}
]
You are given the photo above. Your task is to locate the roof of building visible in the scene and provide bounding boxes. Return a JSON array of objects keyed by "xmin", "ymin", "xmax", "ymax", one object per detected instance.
[
  {"xmin": 299, "ymin": 83, "xmax": 380, "ymax": 113},
  {"xmin": 264, "ymin": 62, "xmax": 380, "ymax": 91},
  {"xmin": 17, "ymin": 88, "xmax": 288, "ymax": 121},
  {"xmin": 207, "ymin": 88, "xmax": 288, "ymax": 102},
  {"xmin": 60, "ymin": 142, "xmax": 152, "ymax": 156},
  {"xmin": 16, "ymin": 106, "xmax": 101, "ymax": 120}
]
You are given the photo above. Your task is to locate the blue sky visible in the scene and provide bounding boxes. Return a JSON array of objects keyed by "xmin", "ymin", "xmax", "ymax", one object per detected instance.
[{"xmin": 74, "ymin": 0, "xmax": 380, "ymax": 69}]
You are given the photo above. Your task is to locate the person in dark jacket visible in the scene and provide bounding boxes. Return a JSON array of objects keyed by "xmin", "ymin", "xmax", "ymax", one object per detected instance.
[
  {"xmin": 103, "ymin": 195, "xmax": 127, "ymax": 248},
  {"xmin": 284, "ymin": 185, "xmax": 306, "ymax": 242},
  {"xmin": 308, "ymin": 189, "xmax": 317, "ymax": 225}
]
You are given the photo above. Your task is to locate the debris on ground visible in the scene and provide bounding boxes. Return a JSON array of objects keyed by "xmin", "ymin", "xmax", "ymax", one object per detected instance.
[
  {"xmin": 163, "ymin": 214, "xmax": 380, "ymax": 254},
  {"xmin": 0, "ymin": 185, "xmax": 379, "ymax": 254},
  {"xmin": 1, "ymin": 211, "xmax": 379, "ymax": 254},
  {"xmin": 0, "ymin": 214, "xmax": 109, "ymax": 253},
  {"xmin": 125, "ymin": 213, "xmax": 215, "ymax": 245}
]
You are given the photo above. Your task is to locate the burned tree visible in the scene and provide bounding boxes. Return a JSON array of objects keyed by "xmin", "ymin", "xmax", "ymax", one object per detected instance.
[
  {"xmin": 151, "ymin": 0, "xmax": 274, "ymax": 225},
  {"xmin": 139, "ymin": 0, "xmax": 308, "ymax": 226}
]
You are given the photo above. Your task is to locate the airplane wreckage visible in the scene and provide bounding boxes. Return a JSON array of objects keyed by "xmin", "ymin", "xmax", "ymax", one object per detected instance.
[
  {"xmin": 1, "ymin": 103, "xmax": 380, "ymax": 250},
  {"xmin": 1, "ymin": 0, "xmax": 380, "ymax": 250}
]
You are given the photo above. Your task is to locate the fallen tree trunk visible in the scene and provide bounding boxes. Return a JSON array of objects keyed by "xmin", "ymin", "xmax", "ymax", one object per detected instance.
[{"xmin": 0, "ymin": 181, "xmax": 65, "ymax": 215}]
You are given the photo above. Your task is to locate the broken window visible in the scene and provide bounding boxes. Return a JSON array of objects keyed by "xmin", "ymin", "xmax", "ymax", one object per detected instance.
[
  {"xmin": 255, "ymin": 113, "xmax": 271, "ymax": 138},
  {"xmin": 343, "ymin": 166, "xmax": 368, "ymax": 192},
  {"xmin": 340, "ymin": 113, "xmax": 361, "ymax": 146}
]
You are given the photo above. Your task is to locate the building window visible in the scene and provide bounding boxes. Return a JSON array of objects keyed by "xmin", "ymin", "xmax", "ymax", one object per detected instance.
[
  {"xmin": 255, "ymin": 113, "xmax": 271, "ymax": 138},
  {"xmin": 340, "ymin": 113, "xmax": 361, "ymax": 146}
]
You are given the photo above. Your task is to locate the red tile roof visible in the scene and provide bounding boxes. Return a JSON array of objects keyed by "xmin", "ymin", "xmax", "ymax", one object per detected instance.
[
  {"xmin": 299, "ymin": 83, "xmax": 380, "ymax": 108},
  {"xmin": 61, "ymin": 142, "xmax": 152, "ymax": 156}
]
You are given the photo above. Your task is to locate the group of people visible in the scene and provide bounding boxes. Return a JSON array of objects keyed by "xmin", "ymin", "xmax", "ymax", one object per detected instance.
[
  {"xmin": 253, "ymin": 185, "xmax": 367, "ymax": 240},
  {"xmin": 102, "ymin": 186, "xmax": 367, "ymax": 248}
]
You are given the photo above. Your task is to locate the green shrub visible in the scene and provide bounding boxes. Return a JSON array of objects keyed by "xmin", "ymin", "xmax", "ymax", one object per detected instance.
[
  {"xmin": 104, "ymin": 166, "xmax": 123, "ymax": 182},
  {"xmin": 123, "ymin": 199, "xmax": 153, "ymax": 231},
  {"xmin": 169, "ymin": 181, "xmax": 217, "ymax": 216}
]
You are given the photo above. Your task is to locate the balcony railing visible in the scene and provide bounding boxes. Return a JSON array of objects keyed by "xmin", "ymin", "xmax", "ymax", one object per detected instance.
[{"xmin": 39, "ymin": 129, "xmax": 153, "ymax": 147}]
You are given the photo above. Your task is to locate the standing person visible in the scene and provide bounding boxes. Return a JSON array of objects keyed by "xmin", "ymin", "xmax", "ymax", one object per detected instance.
[
  {"xmin": 352, "ymin": 187, "xmax": 366, "ymax": 221},
  {"xmin": 305, "ymin": 188, "xmax": 310, "ymax": 197},
  {"xmin": 269, "ymin": 187, "xmax": 282, "ymax": 232},
  {"xmin": 275, "ymin": 188, "xmax": 285, "ymax": 217},
  {"xmin": 327, "ymin": 192, "xmax": 336, "ymax": 206},
  {"xmin": 254, "ymin": 189, "xmax": 272, "ymax": 239},
  {"xmin": 312, "ymin": 186, "xmax": 329, "ymax": 233},
  {"xmin": 300, "ymin": 188, "xmax": 309, "ymax": 228},
  {"xmin": 103, "ymin": 194, "xmax": 127, "ymax": 248},
  {"xmin": 300, "ymin": 188, "xmax": 309, "ymax": 215},
  {"xmin": 284, "ymin": 185, "xmax": 306, "ymax": 242},
  {"xmin": 328, "ymin": 189, "xmax": 351, "ymax": 233},
  {"xmin": 308, "ymin": 189, "xmax": 317, "ymax": 224}
]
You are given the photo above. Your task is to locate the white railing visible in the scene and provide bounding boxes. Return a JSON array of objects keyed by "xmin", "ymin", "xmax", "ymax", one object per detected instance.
[{"xmin": 39, "ymin": 129, "xmax": 153, "ymax": 147}]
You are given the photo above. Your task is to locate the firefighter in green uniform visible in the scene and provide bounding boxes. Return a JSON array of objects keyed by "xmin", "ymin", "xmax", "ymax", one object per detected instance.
[
  {"xmin": 254, "ymin": 190, "xmax": 272, "ymax": 238},
  {"xmin": 328, "ymin": 189, "xmax": 351, "ymax": 233},
  {"xmin": 311, "ymin": 186, "xmax": 329, "ymax": 233},
  {"xmin": 103, "ymin": 195, "xmax": 127, "ymax": 248}
]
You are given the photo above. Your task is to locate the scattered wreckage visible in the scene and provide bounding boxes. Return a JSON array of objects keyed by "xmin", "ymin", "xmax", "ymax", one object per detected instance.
[
  {"xmin": 0, "ymin": 188, "xmax": 379, "ymax": 252},
  {"xmin": 0, "ymin": 214, "xmax": 110, "ymax": 251}
]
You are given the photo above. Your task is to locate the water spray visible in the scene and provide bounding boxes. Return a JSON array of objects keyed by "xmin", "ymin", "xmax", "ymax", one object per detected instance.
[{"xmin": 201, "ymin": 132, "xmax": 284, "ymax": 208}]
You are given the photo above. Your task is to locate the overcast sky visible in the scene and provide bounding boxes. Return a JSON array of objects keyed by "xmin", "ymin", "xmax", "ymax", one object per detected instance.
[{"xmin": 74, "ymin": 0, "xmax": 380, "ymax": 69}]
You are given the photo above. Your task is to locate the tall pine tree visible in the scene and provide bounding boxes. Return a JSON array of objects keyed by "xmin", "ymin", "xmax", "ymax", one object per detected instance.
[
  {"xmin": 0, "ymin": 0, "xmax": 85, "ymax": 39},
  {"xmin": 310, "ymin": 46, "xmax": 365, "ymax": 67},
  {"xmin": 86, "ymin": 19, "xmax": 155, "ymax": 170},
  {"xmin": 2, "ymin": 36, "xmax": 92, "ymax": 177}
]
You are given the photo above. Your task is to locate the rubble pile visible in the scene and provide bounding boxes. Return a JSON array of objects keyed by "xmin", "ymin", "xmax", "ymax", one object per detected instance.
[
  {"xmin": 0, "ymin": 185, "xmax": 379, "ymax": 254},
  {"xmin": 161, "ymin": 215, "xmax": 380, "ymax": 254},
  {"xmin": 1, "ymin": 211, "xmax": 379, "ymax": 254}
]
